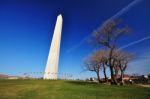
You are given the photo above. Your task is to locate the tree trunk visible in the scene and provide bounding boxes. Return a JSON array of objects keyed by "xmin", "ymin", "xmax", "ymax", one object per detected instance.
[
  {"xmin": 103, "ymin": 64, "xmax": 107, "ymax": 82},
  {"xmin": 109, "ymin": 48, "xmax": 118, "ymax": 85},
  {"xmin": 96, "ymin": 71, "xmax": 101, "ymax": 83},
  {"xmin": 114, "ymin": 68, "xmax": 118, "ymax": 77},
  {"xmin": 110, "ymin": 66, "xmax": 117, "ymax": 85},
  {"xmin": 120, "ymin": 70, "xmax": 124, "ymax": 85}
]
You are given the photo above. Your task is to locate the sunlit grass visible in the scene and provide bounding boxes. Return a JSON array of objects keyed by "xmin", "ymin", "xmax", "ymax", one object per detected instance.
[{"xmin": 0, "ymin": 80, "xmax": 150, "ymax": 99}]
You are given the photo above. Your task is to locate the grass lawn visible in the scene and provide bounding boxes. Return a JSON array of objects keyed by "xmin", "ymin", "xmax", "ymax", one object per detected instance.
[{"xmin": 0, "ymin": 80, "xmax": 150, "ymax": 99}]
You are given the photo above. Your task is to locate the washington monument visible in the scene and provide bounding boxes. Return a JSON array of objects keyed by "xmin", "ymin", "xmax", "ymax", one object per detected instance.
[{"xmin": 44, "ymin": 14, "xmax": 63, "ymax": 79}]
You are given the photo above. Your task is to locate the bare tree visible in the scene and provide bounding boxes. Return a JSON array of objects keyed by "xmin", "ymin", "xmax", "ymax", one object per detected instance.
[
  {"xmin": 84, "ymin": 54, "xmax": 101, "ymax": 83},
  {"xmin": 90, "ymin": 20, "xmax": 129, "ymax": 84},
  {"xmin": 84, "ymin": 50, "xmax": 108, "ymax": 83},
  {"xmin": 95, "ymin": 50, "xmax": 108, "ymax": 82},
  {"xmin": 114, "ymin": 50, "xmax": 134, "ymax": 85}
]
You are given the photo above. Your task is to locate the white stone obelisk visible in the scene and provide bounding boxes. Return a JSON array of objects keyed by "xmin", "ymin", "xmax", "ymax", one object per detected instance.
[{"xmin": 44, "ymin": 14, "xmax": 63, "ymax": 79}]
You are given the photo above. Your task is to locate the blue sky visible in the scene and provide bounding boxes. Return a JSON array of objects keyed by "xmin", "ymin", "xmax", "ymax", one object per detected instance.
[{"xmin": 0, "ymin": 0, "xmax": 150, "ymax": 79}]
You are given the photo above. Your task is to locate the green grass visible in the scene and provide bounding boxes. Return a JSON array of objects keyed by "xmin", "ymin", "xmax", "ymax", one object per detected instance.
[{"xmin": 0, "ymin": 80, "xmax": 150, "ymax": 99}]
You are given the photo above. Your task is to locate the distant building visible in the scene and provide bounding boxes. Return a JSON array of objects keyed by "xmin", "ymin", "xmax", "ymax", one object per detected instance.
[
  {"xmin": 0, "ymin": 74, "xmax": 30, "ymax": 79},
  {"xmin": 7, "ymin": 76, "xmax": 18, "ymax": 79},
  {"xmin": 130, "ymin": 74, "xmax": 150, "ymax": 84},
  {"xmin": 0, "ymin": 74, "xmax": 9, "ymax": 79},
  {"xmin": 115, "ymin": 74, "xmax": 131, "ymax": 81}
]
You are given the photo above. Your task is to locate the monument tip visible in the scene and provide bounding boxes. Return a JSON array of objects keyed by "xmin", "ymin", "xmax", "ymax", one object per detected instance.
[{"xmin": 58, "ymin": 14, "xmax": 62, "ymax": 18}]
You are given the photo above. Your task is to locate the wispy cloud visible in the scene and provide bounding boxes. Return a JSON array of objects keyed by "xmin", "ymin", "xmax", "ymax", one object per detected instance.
[
  {"xmin": 117, "ymin": 35, "xmax": 150, "ymax": 74},
  {"xmin": 65, "ymin": 0, "xmax": 144, "ymax": 54},
  {"xmin": 64, "ymin": 35, "xmax": 90, "ymax": 54},
  {"xmin": 126, "ymin": 47, "xmax": 150, "ymax": 75},
  {"xmin": 118, "ymin": 36, "xmax": 150, "ymax": 50},
  {"xmin": 110, "ymin": 0, "xmax": 143, "ymax": 20}
]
